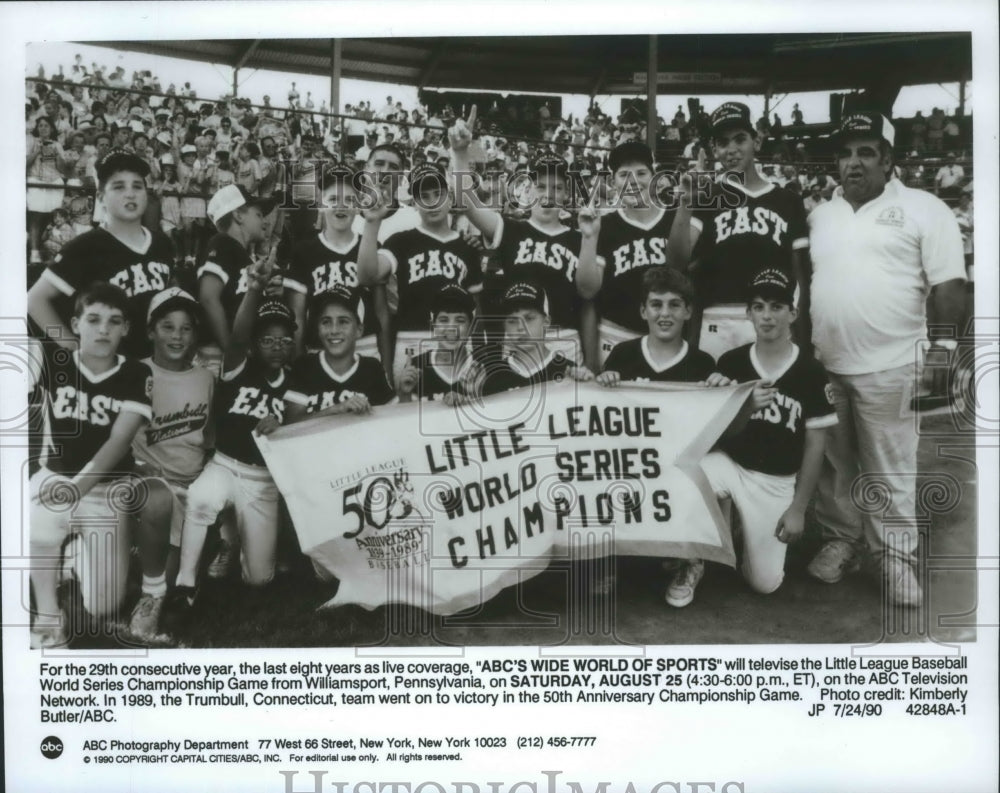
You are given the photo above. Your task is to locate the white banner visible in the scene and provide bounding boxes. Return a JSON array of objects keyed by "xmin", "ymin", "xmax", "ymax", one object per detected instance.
[{"xmin": 256, "ymin": 380, "xmax": 755, "ymax": 615}]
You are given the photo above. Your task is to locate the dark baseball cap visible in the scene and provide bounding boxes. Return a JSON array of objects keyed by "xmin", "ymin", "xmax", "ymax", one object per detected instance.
[
  {"xmin": 608, "ymin": 141, "xmax": 653, "ymax": 173},
  {"xmin": 430, "ymin": 284, "xmax": 475, "ymax": 319},
  {"xmin": 256, "ymin": 300, "xmax": 297, "ymax": 332},
  {"xmin": 710, "ymin": 102, "xmax": 755, "ymax": 137},
  {"xmin": 529, "ymin": 153, "xmax": 569, "ymax": 181},
  {"xmin": 96, "ymin": 147, "xmax": 151, "ymax": 184},
  {"xmin": 313, "ymin": 284, "xmax": 365, "ymax": 325},
  {"xmin": 409, "ymin": 162, "xmax": 448, "ymax": 197},
  {"xmin": 502, "ymin": 281, "xmax": 549, "ymax": 315},
  {"xmin": 748, "ymin": 268, "xmax": 795, "ymax": 306},
  {"xmin": 834, "ymin": 112, "xmax": 896, "ymax": 147}
]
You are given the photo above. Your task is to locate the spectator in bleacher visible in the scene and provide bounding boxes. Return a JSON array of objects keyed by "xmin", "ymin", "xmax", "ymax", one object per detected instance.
[
  {"xmin": 909, "ymin": 111, "xmax": 927, "ymax": 155},
  {"xmin": 26, "ymin": 116, "xmax": 68, "ymax": 265},
  {"xmin": 802, "ymin": 183, "xmax": 827, "ymax": 215},
  {"xmin": 935, "ymin": 153, "xmax": 965, "ymax": 201},
  {"xmin": 772, "ymin": 113, "xmax": 783, "ymax": 137},
  {"xmin": 943, "ymin": 115, "xmax": 961, "ymax": 152},
  {"xmin": 235, "ymin": 142, "xmax": 261, "ymax": 196},
  {"xmin": 926, "ymin": 107, "xmax": 945, "ymax": 152},
  {"xmin": 791, "ymin": 103, "xmax": 803, "ymax": 125},
  {"xmin": 672, "ymin": 105, "xmax": 687, "ymax": 130}
]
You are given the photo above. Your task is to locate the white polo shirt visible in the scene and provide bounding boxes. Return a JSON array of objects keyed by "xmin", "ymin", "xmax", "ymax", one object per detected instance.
[{"xmin": 808, "ymin": 178, "xmax": 965, "ymax": 375}]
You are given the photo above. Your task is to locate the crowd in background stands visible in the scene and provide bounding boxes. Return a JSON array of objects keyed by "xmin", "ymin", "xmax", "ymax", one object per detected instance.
[{"xmin": 25, "ymin": 56, "xmax": 973, "ymax": 269}]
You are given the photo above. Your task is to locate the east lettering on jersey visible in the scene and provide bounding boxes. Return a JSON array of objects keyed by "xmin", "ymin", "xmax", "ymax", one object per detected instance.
[
  {"xmin": 284, "ymin": 232, "xmax": 379, "ymax": 338},
  {"xmin": 595, "ymin": 207, "xmax": 695, "ymax": 333},
  {"xmin": 197, "ymin": 233, "xmax": 255, "ymax": 328},
  {"xmin": 490, "ymin": 217, "xmax": 581, "ymax": 331},
  {"xmin": 214, "ymin": 357, "xmax": 287, "ymax": 467},
  {"xmin": 39, "ymin": 346, "xmax": 153, "ymax": 480},
  {"xmin": 284, "ymin": 353, "xmax": 395, "ymax": 413},
  {"xmin": 693, "ymin": 181, "xmax": 809, "ymax": 306},
  {"xmin": 379, "ymin": 228, "xmax": 484, "ymax": 331},
  {"xmin": 603, "ymin": 337, "xmax": 715, "ymax": 383},
  {"xmin": 42, "ymin": 227, "xmax": 174, "ymax": 357},
  {"xmin": 716, "ymin": 343, "xmax": 837, "ymax": 476}
]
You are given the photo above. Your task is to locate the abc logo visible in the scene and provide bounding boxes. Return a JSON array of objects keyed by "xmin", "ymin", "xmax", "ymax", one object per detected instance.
[{"xmin": 40, "ymin": 736, "xmax": 64, "ymax": 759}]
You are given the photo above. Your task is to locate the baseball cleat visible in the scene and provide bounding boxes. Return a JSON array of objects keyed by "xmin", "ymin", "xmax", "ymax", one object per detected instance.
[
  {"xmin": 129, "ymin": 593, "xmax": 166, "ymax": 640},
  {"xmin": 807, "ymin": 540, "xmax": 860, "ymax": 584},
  {"xmin": 665, "ymin": 559, "xmax": 704, "ymax": 608}
]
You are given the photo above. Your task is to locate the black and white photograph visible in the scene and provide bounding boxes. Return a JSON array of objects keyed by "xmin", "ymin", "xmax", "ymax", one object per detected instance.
[{"xmin": 2, "ymin": 3, "xmax": 998, "ymax": 792}]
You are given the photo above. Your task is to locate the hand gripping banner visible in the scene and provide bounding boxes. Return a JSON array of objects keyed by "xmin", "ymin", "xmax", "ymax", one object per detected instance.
[{"xmin": 255, "ymin": 380, "xmax": 755, "ymax": 615}]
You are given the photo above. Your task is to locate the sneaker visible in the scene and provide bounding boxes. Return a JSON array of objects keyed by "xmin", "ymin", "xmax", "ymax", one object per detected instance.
[
  {"xmin": 207, "ymin": 540, "xmax": 235, "ymax": 579},
  {"xmin": 665, "ymin": 559, "xmax": 704, "ymax": 608},
  {"xmin": 883, "ymin": 557, "xmax": 923, "ymax": 608},
  {"xmin": 159, "ymin": 585, "xmax": 198, "ymax": 637},
  {"xmin": 807, "ymin": 540, "xmax": 860, "ymax": 584},
  {"xmin": 129, "ymin": 593, "xmax": 165, "ymax": 640}
]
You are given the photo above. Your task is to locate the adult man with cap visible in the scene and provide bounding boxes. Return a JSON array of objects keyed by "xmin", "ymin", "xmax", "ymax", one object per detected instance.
[
  {"xmin": 197, "ymin": 184, "xmax": 276, "ymax": 352},
  {"xmin": 671, "ymin": 101, "xmax": 810, "ymax": 361},
  {"xmin": 805, "ymin": 111, "xmax": 966, "ymax": 606},
  {"xmin": 28, "ymin": 148, "xmax": 175, "ymax": 357}
]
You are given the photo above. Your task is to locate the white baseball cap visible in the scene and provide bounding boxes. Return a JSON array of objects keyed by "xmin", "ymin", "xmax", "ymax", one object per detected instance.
[
  {"xmin": 207, "ymin": 184, "xmax": 276, "ymax": 225},
  {"xmin": 147, "ymin": 287, "xmax": 198, "ymax": 324}
]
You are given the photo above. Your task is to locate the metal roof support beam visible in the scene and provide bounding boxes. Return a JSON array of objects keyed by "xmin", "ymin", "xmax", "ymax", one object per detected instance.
[
  {"xmin": 647, "ymin": 35, "xmax": 658, "ymax": 150},
  {"xmin": 417, "ymin": 43, "xmax": 445, "ymax": 89},
  {"xmin": 330, "ymin": 38, "xmax": 342, "ymax": 118},
  {"xmin": 234, "ymin": 39, "xmax": 262, "ymax": 71}
]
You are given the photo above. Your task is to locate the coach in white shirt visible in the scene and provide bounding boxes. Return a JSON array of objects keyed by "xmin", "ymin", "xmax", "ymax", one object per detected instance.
[{"xmin": 806, "ymin": 112, "xmax": 966, "ymax": 606}]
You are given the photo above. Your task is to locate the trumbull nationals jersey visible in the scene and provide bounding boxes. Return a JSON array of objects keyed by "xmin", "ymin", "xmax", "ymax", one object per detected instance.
[
  {"xmin": 603, "ymin": 338, "xmax": 715, "ymax": 383},
  {"xmin": 596, "ymin": 208, "xmax": 696, "ymax": 333},
  {"xmin": 489, "ymin": 218, "xmax": 581, "ymax": 331},
  {"xmin": 717, "ymin": 343, "xmax": 837, "ymax": 476},
  {"xmin": 42, "ymin": 227, "xmax": 174, "ymax": 357},
  {"xmin": 283, "ymin": 232, "xmax": 379, "ymax": 339},
  {"xmin": 214, "ymin": 357, "xmax": 287, "ymax": 467},
  {"xmin": 39, "ymin": 348, "xmax": 153, "ymax": 480},
  {"xmin": 694, "ymin": 180, "xmax": 808, "ymax": 306},
  {"xmin": 132, "ymin": 359, "xmax": 215, "ymax": 484},
  {"xmin": 198, "ymin": 233, "xmax": 254, "ymax": 327},
  {"xmin": 379, "ymin": 227, "xmax": 483, "ymax": 331},
  {"xmin": 284, "ymin": 353, "xmax": 395, "ymax": 413}
]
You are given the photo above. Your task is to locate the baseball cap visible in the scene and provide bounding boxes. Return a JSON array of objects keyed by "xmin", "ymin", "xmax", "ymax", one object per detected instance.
[
  {"xmin": 155, "ymin": 131, "xmax": 172, "ymax": 146},
  {"xmin": 313, "ymin": 284, "xmax": 365, "ymax": 325},
  {"xmin": 430, "ymin": 284, "xmax": 475, "ymax": 319},
  {"xmin": 502, "ymin": 281, "xmax": 549, "ymax": 315},
  {"xmin": 180, "ymin": 144, "xmax": 197, "ymax": 155},
  {"xmin": 710, "ymin": 102, "xmax": 755, "ymax": 137},
  {"xmin": 834, "ymin": 112, "xmax": 895, "ymax": 147},
  {"xmin": 207, "ymin": 184, "xmax": 276, "ymax": 225},
  {"xmin": 608, "ymin": 141, "xmax": 653, "ymax": 173},
  {"xmin": 96, "ymin": 147, "xmax": 151, "ymax": 184},
  {"xmin": 529, "ymin": 153, "xmax": 569, "ymax": 181},
  {"xmin": 748, "ymin": 268, "xmax": 795, "ymax": 306},
  {"xmin": 256, "ymin": 300, "xmax": 297, "ymax": 333},
  {"xmin": 159, "ymin": 153, "xmax": 176, "ymax": 167},
  {"xmin": 147, "ymin": 287, "xmax": 199, "ymax": 325},
  {"xmin": 408, "ymin": 162, "xmax": 448, "ymax": 197}
]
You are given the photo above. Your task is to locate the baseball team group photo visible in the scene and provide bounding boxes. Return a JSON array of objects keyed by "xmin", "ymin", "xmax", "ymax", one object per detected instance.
[{"xmin": 19, "ymin": 33, "xmax": 980, "ymax": 650}]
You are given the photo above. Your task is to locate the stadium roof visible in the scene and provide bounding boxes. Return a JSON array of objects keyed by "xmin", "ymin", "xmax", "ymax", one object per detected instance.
[{"xmin": 91, "ymin": 33, "xmax": 971, "ymax": 97}]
